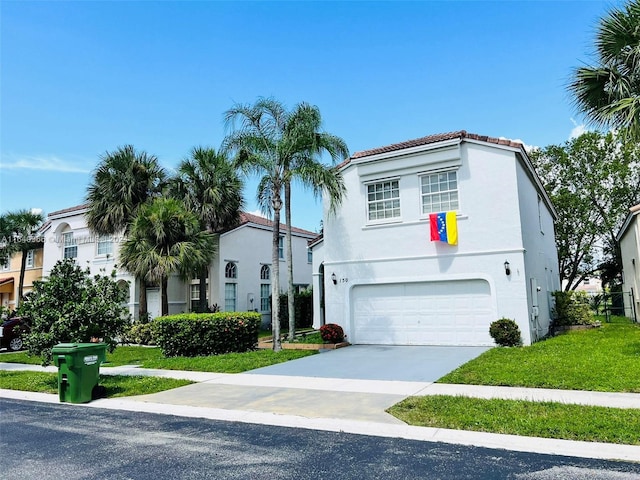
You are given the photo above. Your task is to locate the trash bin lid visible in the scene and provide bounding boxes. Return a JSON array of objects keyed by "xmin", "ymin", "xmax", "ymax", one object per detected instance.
[{"xmin": 52, "ymin": 342, "xmax": 107, "ymax": 353}]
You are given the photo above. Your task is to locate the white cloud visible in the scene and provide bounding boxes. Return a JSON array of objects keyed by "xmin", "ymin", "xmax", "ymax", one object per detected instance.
[
  {"xmin": 0, "ymin": 155, "xmax": 91, "ymax": 173},
  {"xmin": 569, "ymin": 118, "xmax": 587, "ymax": 139}
]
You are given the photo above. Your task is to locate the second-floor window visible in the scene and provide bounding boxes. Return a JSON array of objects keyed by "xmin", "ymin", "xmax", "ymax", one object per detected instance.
[
  {"xmin": 97, "ymin": 236, "xmax": 113, "ymax": 256},
  {"xmin": 278, "ymin": 237, "xmax": 284, "ymax": 259},
  {"xmin": 1, "ymin": 257, "xmax": 9, "ymax": 271},
  {"xmin": 421, "ymin": 170, "xmax": 459, "ymax": 214},
  {"xmin": 225, "ymin": 262, "xmax": 237, "ymax": 279},
  {"xmin": 367, "ymin": 180, "xmax": 400, "ymax": 221},
  {"xmin": 260, "ymin": 264, "xmax": 270, "ymax": 280},
  {"xmin": 62, "ymin": 232, "xmax": 77, "ymax": 259},
  {"xmin": 26, "ymin": 250, "xmax": 35, "ymax": 268}
]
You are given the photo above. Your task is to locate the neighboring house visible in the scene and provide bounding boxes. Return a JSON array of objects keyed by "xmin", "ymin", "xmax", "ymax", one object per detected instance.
[
  {"xmin": 42, "ymin": 205, "xmax": 315, "ymax": 325},
  {"xmin": 562, "ymin": 276, "xmax": 603, "ymax": 296},
  {"xmin": 0, "ymin": 245, "xmax": 44, "ymax": 311},
  {"xmin": 311, "ymin": 131, "xmax": 560, "ymax": 346},
  {"xmin": 617, "ymin": 203, "xmax": 640, "ymax": 321}
]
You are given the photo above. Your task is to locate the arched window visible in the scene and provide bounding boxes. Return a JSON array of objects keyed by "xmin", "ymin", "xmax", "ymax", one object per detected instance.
[
  {"xmin": 260, "ymin": 264, "xmax": 270, "ymax": 280},
  {"xmin": 225, "ymin": 262, "xmax": 237, "ymax": 279}
]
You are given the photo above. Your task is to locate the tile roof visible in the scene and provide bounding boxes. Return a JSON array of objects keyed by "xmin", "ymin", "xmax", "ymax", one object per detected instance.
[
  {"xmin": 48, "ymin": 204, "xmax": 88, "ymax": 217},
  {"xmin": 340, "ymin": 130, "xmax": 525, "ymax": 167},
  {"xmin": 238, "ymin": 212, "xmax": 316, "ymax": 237}
]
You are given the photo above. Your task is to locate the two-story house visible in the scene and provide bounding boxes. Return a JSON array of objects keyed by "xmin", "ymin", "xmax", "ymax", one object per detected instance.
[
  {"xmin": 617, "ymin": 203, "xmax": 640, "ymax": 322},
  {"xmin": 42, "ymin": 205, "xmax": 316, "ymax": 326},
  {"xmin": 311, "ymin": 131, "xmax": 560, "ymax": 346},
  {"xmin": 0, "ymin": 245, "xmax": 44, "ymax": 311}
]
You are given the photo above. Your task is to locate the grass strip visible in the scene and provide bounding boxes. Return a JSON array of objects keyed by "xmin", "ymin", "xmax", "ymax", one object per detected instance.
[
  {"xmin": 0, "ymin": 370, "xmax": 192, "ymax": 397},
  {"xmin": 388, "ymin": 395, "xmax": 640, "ymax": 445},
  {"xmin": 139, "ymin": 349, "xmax": 315, "ymax": 373},
  {"xmin": 439, "ymin": 321, "xmax": 640, "ymax": 392}
]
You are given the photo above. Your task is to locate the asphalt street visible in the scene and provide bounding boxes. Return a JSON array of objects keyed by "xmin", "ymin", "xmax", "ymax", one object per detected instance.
[{"xmin": 2, "ymin": 399, "xmax": 640, "ymax": 479}]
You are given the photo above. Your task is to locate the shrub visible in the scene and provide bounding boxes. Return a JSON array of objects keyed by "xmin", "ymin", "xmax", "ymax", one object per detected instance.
[
  {"xmin": 152, "ymin": 312, "xmax": 261, "ymax": 357},
  {"xmin": 278, "ymin": 290, "xmax": 314, "ymax": 330},
  {"xmin": 489, "ymin": 318, "xmax": 522, "ymax": 347},
  {"xmin": 19, "ymin": 259, "xmax": 130, "ymax": 365},
  {"xmin": 126, "ymin": 322, "xmax": 155, "ymax": 345},
  {"xmin": 552, "ymin": 291, "xmax": 595, "ymax": 326},
  {"xmin": 319, "ymin": 323, "xmax": 345, "ymax": 343}
]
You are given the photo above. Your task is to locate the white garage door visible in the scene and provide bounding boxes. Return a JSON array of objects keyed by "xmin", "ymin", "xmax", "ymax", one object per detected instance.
[{"xmin": 351, "ymin": 280, "xmax": 494, "ymax": 346}]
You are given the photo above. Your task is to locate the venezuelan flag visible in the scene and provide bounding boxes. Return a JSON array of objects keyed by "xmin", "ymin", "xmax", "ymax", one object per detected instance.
[{"xmin": 429, "ymin": 211, "xmax": 458, "ymax": 245}]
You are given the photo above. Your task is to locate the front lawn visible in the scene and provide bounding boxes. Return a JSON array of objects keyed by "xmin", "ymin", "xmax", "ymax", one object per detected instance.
[
  {"xmin": 388, "ymin": 395, "xmax": 640, "ymax": 445},
  {"xmin": 0, "ymin": 346, "xmax": 316, "ymax": 373},
  {"xmin": 0, "ymin": 370, "xmax": 192, "ymax": 397},
  {"xmin": 439, "ymin": 320, "xmax": 640, "ymax": 392}
]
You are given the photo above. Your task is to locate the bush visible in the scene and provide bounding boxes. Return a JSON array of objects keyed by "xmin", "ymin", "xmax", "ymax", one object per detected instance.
[
  {"xmin": 552, "ymin": 291, "xmax": 595, "ymax": 326},
  {"xmin": 489, "ymin": 318, "xmax": 522, "ymax": 347},
  {"xmin": 319, "ymin": 323, "xmax": 345, "ymax": 343},
  {"xmin": 278, "ymin": 290, "xmax": 314, "ymax": 330},
  {"xmin": 19, "ymin": 259, "xmax": 130, "ymax": 365},
  {"xmin": 126, "ymin": 322, "xmax": 156, "ymax": 345},
  {"xmin": 152, "ymin": 312, "xmax": 261, "ymax": 357}
]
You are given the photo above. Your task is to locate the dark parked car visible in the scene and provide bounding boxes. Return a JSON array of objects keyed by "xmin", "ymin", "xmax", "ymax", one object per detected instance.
[{"xmin": 0, "ymin": 317, "xmax": 30, "ymax": 351}]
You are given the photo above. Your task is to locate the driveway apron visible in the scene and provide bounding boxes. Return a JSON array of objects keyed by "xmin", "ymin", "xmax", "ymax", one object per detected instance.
[{"xmin": 245, "ymin": 345, "xmax": 490, "ymax": 382}]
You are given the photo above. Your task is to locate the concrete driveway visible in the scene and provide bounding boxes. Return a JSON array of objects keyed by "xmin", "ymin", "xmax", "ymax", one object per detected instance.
[{"xmin": 246, "ymin": 345, "xmax": 490, "ymax": 382}]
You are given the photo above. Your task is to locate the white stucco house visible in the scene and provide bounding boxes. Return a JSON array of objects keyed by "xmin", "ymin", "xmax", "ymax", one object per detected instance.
[
  {"xmin": 42, "ymin": 205, "xmax": 315, "ymax": 326},
  {"xmin": 311, "ymin": 131, "xmax": 560, "ymax": 346},
  {"xmin": 617, "ymin": 203, "xmax": 640, "ymax": 321}
]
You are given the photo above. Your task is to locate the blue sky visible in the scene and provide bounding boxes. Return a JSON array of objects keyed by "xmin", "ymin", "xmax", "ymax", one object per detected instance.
[{"xmin": 0, "ymin": 0, "xmax": 621, "ymax": 232}]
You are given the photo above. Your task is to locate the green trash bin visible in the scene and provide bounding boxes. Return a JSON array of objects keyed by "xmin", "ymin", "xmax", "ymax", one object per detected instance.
[{"xmin": 52, "ymin": 342, "xmax": 107, "ymax": 403}]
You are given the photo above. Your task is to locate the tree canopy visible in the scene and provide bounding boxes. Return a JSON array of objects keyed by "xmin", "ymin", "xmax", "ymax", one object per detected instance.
[
  {"xmin": 569, "ymin": 0, "xmax": 640, "ymax": 139},
  {"xmin": 530, "ymin": 131, "xmax": 640, "ymax": 290}
]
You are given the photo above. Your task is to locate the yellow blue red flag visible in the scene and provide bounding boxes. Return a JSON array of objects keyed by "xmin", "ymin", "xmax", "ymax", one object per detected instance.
[{"xmin": 429, "ymin": 211, "xmax": 457, "ymax": 245}]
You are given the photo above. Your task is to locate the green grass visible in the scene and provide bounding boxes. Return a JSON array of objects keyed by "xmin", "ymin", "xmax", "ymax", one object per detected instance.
[
  {"xmin": 0, "ymin": 370, "xmax": 192, "ymax": 397},
  {"xmin": 388, "ymin": 395, "xmax": 640, "ymax": 445},
  {"xmin": 439, "ymin": 321, "xmax": 640, "ymax": 392},
  {"xmin": 140, "ymin": 349, "xmax": 315, "ymax": 373},
  {"xmin": 1, "ymin": 346, "xmax": 316, "ymax": 373},
  {"xmin": 285, "ymin": 332, "xmax": 324, "ymax": 344}
]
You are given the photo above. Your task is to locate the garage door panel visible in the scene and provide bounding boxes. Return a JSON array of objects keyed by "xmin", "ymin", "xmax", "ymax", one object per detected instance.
[{"xmin": 351, "ymin": 280, "xmax": 494, "ymax": 346}]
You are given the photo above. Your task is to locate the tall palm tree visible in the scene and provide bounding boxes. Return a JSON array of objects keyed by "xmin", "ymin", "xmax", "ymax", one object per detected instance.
[
  {"xmin": 569, "ymin": 0, "xmax": 640, "ymax": 138},
  {"xmin": 224, "ymin": 98, "xmax": 349, "ymax": 348},
  {"xmin": 1, "ymin": 209, "xmax": 44, "ymax": 305},
  {"xmin": 223, "ymin": 98, "xmax": 293, "ymax": 351},
  {"xmin": 282, "ymin": 104, "xmax": 348, "ymax": 340},
  {"xmin": 168, "ymin": 147, "xmax": 244, "ymax": 312},
  {"xmin": 119, "ymin": 198, "xmax": 216, "ymax": 316},
  {"xmin": 86, "ymin": 145, "xmax": 166, "ymax": 319}
]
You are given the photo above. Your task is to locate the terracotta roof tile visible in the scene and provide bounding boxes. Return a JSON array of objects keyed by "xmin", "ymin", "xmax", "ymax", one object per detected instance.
[
  {"xmin": 238, "ymin": 212, "xmax": 316, "ymax": 237},
  {"xmin": 340, "ymin": 130, "xmax": 525, "ymax": 168},
  {"xmin": 48, "ymin": 204, "xmax": 88, "ymax": 217}
]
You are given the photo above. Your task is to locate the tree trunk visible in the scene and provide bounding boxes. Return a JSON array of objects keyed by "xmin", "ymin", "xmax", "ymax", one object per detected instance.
[
  {"xmin": 271, "ymin": 194, "xmax": 282, "ymax": 352},
  {"xmin": 17, "ymin": 249, "xmax": 27, "ymax": 307},
  {"xmin": 161, "ymin": 276, "xmax": 169, "ymax": 316},
  {"xmin": 199, "ymin": 265, "xmax": 208, "ymax": 312},
  {"xmin": 285, "ymin": 182, "xmax": 295, "ymax": 341},
  {"xmin": 138, "ymin": 276, "xmax": 148, "ymax": 320}
]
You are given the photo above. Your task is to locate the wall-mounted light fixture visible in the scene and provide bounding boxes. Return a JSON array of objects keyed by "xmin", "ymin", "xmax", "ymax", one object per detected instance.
[
  {"xmin": 331, "ymin": 273, "xmax": 337, "ymax": 285},
  {"xmin": 504, "ymin": 261, "xmax": 511, "ymax": 276}
]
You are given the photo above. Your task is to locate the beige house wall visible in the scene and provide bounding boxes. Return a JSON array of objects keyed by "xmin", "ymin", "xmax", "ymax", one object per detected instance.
[{"xmin": 0, "ymin": 248, "xmax": 44, "ymax": 311}]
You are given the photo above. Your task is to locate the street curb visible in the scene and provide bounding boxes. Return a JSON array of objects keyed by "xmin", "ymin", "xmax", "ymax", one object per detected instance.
[{"xmin": 2, "ymin": 389, "xmax": 639, "ymax": 463}]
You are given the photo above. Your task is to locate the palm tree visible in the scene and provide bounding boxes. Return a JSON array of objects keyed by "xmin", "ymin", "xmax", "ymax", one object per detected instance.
[
  {"xmin": 168, "ymin": 147, "xmax": 244, "ymax": 312},
  {"xmin": 1, "ymin": 210, "xmax": 44, "ymax": 305},
  {"xmin": 569, "ymin": 0, "xmax": 640, "ymax": 138},
  {"xmin": 223, "ymin": 98, "xmax": 293, "ymax": 351},
  {"xmin": 119, "ymin": 198, "xmax": 216, "ymax": 316},
  {"xmin": 282, "ymin": 104, "xmax": 348, "ymax": 340},
  {"xmin": 224, "ymin": 98, "xmax": 349, "ymax": 348},
  {"xmin": 86, "ymin": 145, "xmax": 166, "ymax": 319}
]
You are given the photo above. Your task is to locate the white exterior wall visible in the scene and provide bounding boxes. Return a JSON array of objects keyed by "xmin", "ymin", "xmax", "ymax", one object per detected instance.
[
  {"xmin": 316, "ymin": 139, "xmax": 559, "ymax": 346},
  {"xmin": 215, "ymin": 224, "xmax": 314, "ymax": 327},
  {"xmin": 515, "ymin": 152, "xmax": 560, "ymax": 341},
  {"xmin": 619, "ymin": 213, "xmax": 640, "ymax": 317}
]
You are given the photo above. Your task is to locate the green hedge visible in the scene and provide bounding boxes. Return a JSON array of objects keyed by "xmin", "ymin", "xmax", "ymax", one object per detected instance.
[
  {"xmin": 552, "ymin": 291, "xmax": 596, "ymax": 326},
  {"xmin": 278, "ymin": 290, "xmax": 313, "ymax": 329},
  {"xmin": 152, "ymin": 312, "xmax": 261, "ymax": 357}
]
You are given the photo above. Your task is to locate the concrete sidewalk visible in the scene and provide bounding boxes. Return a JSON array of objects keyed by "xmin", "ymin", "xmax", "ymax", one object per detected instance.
[{"xmin": 2, "ymin": 361, "xmax": 640, "ymax": 462}]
